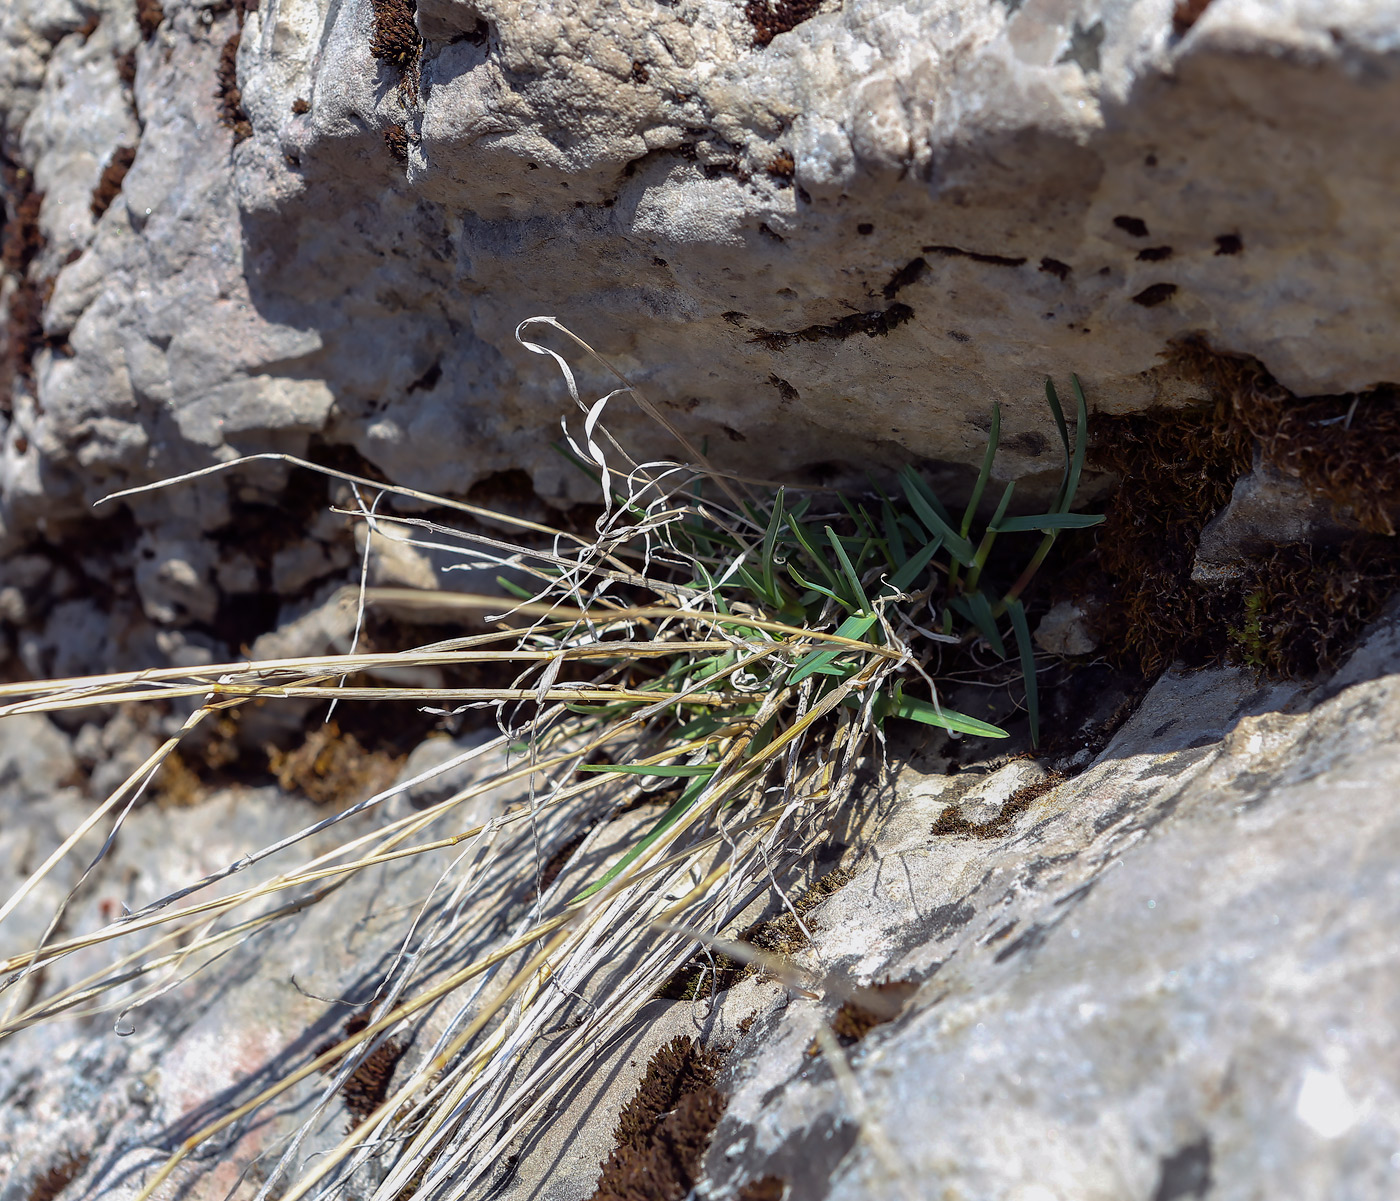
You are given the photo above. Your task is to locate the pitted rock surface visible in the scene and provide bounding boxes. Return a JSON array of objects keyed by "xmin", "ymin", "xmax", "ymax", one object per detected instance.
[{"xmin": 3, "ymin": 0, "xmax": 1399, "ymax": 599}]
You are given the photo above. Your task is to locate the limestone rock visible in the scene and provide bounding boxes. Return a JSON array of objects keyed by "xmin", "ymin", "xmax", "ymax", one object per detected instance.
[
  {"xmin": 3, "ymin": 0, "xmax": 1399, "ymax": 643},
  {"xmin": 699, "ymin": 642, "xmax": 1400, "ymax": 1200},
  {"xmin": 1033, "ymin": 598, "xmax": 1100, "ymax": 656}
]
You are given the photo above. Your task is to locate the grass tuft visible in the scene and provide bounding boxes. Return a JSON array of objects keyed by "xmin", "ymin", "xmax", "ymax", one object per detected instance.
[{"xmin": 0, "ymin": 320, "xmax": 1100, "ymax": 1200}]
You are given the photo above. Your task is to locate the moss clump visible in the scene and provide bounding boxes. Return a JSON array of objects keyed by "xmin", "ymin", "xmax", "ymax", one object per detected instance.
[
  {"xmin": 829, "ymin": 978, "xmax": 918, "ymax": 1047},
  {"xmin": 1220, "ymin": 540, "xmax": 1400, "ymax": 677},
  {"xmin": 592, "ymin": 1035, "xmax": 725, "ymax": 1201},
  {"xmin": 1087, "ymin": 399, "xmax": 1251, "ymax": 676},
  {"xmin": 1081, "ymin": 341, "xmax": 1400, "ymax": 681}
]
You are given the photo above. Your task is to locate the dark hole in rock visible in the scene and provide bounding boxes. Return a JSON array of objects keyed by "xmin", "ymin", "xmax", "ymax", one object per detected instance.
[
  {"xmin": 1132, "ymin": 282, "xmax": 1177, "ymax": 307},
  {"xmin": 1152, "ymin": 1135, "xmax": 1213, "ymax": 1201},
  {"xmin": 1113, "ymin": 215, "xmax": 1150, "ymax": 237}
]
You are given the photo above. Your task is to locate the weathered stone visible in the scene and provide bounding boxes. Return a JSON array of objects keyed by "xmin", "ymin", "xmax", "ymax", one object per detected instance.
[
  {"xmin": 1192, "ymin": 460, "xmax": 1357, "ymax": 584},
  {"xmin": 700, "ymin": 650, "xmax": 1400, "ymax": 1200},
  {"xmin": 1033, "ymin": 598, "xmax": 1100, "ymax": 656},
  {"xmin": 4, "ymin": 0, "xmax": 1400, "ymax": 626}
]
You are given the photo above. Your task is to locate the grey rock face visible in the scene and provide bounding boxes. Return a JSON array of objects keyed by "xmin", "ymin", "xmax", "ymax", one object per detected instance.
[
  {"xmin": 5, "ymin": 615, "xmax": 1400, "ymax": 1200},
  {"xmin": 3, "ymin": 0, "xmax": 1399, "ymax": 580},
  {"xmin": 699, "ymin": 642, "xmax": 1400, "ymax": 1201}
]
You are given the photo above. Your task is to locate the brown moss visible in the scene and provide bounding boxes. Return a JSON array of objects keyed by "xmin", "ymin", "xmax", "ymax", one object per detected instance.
[
  {"xmin": 267, "ymin": 720, "xmax": 404, "ymax": 805},
  {"xmin": 90, "ymin": 145, "xmax": 137, "ymax": 219},
  {"xmin": 371, "ymin": 0, "xmax": 420, "ymax": 68},
  {"xmin": 1222, "ymin": 539, "xmax": 1400, "ymax": 677},
  {"xmin": 2, "ymin": 174, "xmax": 48, "ymax": 411},
  {"xmin": 291, "ymin": 96, "xmax": 311, "ymax": 114},
  {"xmin": 1079, "ymin": 341, "xmax": 1400, "ymax": 681},
  {"xmin": 135, "ymin": 0, "xmax": 164, "ymax": 39},
  {"xmin": 153, "ymin": 750, "xmax": 205, "ymax": 807},
  {"xmin": 659, "ymin": 868, "xmax": 852, "ymax": 1000},
  {"xmin": 383, "ymin": 123, "xmax": 409, "ymax": 162},
  {"xmin": 591, "ymin": 1035, "xmax": 726, "ymax": 1201},
  {"xmin": 3, "ymin": 179, "xmax": 43, "ymax": 275},
  {"xmin": 316, "ymin": 1014, "xmax": 406, "ymax": 1127},
  {"xmin": 931, "ymin": 771, "xmax": 1066, "ymax": 840},
  {"xmin": 745, "ymin": 0, "xmax": 823, "ymax": 49},
  {"xmin": 738, "ymin": 1177, "xmax": 787, "ymax": 1201},
  {"xmin": 766, "ymin": 149, "xmax": 795, "ymax": 180},
  {"xmin": 828, "ymin": 978, "xmax": 918, "ymax": 1047},
  {"xmin": 217, "ymin": 32, "xmax": 253, "ymax": 144},
  {"xmin": 26, "ymin": 1154, "xmax": 89, "ymax": 1201},
  {"xmin": 151, "ymin": 710, "xmax": 243, "ymax": 805},
  {"xmin": 1088, "ymin": 397, "xmax": 1251, "ymax": 676},
  {"xmin": 1237, "ymin": 390, "xmax": 1400, "ymax": 538}
]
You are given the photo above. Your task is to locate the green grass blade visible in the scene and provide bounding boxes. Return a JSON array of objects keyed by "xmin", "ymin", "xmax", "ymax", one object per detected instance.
[
  {"xmin": 886, "ymin": 534, "xmax": 942, "ymax": 594},
  {"xmin": 965, "ymin": 590, "xmax": 1007, "ymax": 657},
  {"xmin": 787, "ymin": 611, "xmax": 880, "ymax": 685},
  {"xmin": 826, "ymin": 526, "xmax": 872, "ymax": 614},
  {"xmin": 901, "ymin": 467, "xmax": 953, "ymax": 523},
  {"xmin": 496, "ymin": 575, "xmax": 535, "ymax": 600},
  {"xmin": 994, "ymin": 512, "xmax": 1105, "ymax": 533},
  {"xmin": 571, "ymin": 768, "xmax": 716, "ymax": 901},
  {"xmin": 786, "ymin": 517, "xmax": 844, "ymax": 593},
  {"xmin": 965, "ymin": 481, "xmax": 1015, "ymax": 592},
  {"xmin": 882, "ymin": 500, "xmax": 908, "ymax": 567},
  {"xmin": 961, "ymin": 402, "xmax": 1001, "ymax": 538},
  {"xmin": 786, "ymin": 566, "xmax": 848, "ymax": 610},
  {"xmin": 761, "ymin": 489, "xmax": 787, "ymax": 607},
  {"xmin": 872, "ymin": 692, "xmax": 1010, "ymax": 738},
  {"xmin": 1006, "ymin": 597, "xmax": 1040, "ymax": 748},
  {"xmin": 900, "ymin": 468, "xmax": 975, "ymax": 566},
  {"xmin": 1065, "ymin": 374, "xmax": 1090, "ymax": 512}
]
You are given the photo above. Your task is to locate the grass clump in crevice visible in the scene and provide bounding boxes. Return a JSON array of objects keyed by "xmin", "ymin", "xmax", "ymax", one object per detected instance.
[{"xmin": 0, "ymin": 318, "xmax": 1101, "ymax": 1201}]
